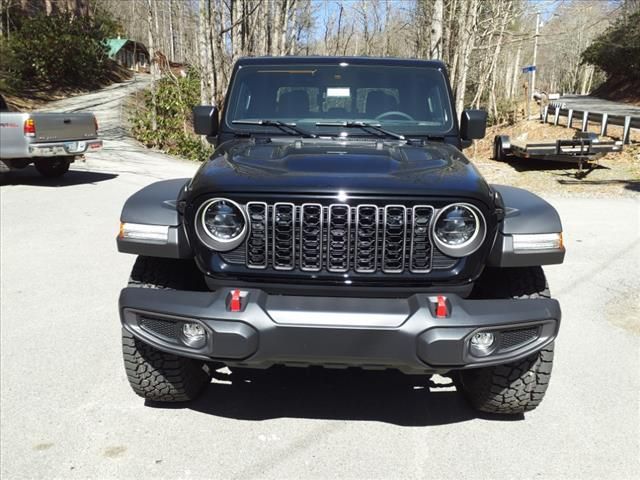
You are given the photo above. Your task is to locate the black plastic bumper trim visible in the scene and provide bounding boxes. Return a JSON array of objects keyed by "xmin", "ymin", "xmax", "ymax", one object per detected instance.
[{"xmin": 119, "ymin": 287, "xmax": 561, "ymax": 374}]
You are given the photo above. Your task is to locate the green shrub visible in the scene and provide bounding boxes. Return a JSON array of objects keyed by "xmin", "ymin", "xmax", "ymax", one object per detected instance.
[
  {"xmin": 0, "ymin": 36, "xmax": 16, "ymax": 92},
  {"xmin": 1, "ymin": 13, "xmax": 117, "ymax": 92},
  {"xmin": 130, "ymin": 70, "xmax": 212, "ymax": 162},
  {"xmin": 581, "ymin": 11, "xmax": 640, "ymax": 79}
]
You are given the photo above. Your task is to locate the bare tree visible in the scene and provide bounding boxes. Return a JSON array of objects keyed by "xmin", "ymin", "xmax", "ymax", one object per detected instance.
[
  {"xmin": 91, "ymin": 0, "xmax": 621, "ymax": 125},
  {"xmin": 198, "ymin": 0, "xmax": 210, "ymax": 104},
  {"xmin": 430, "ymin": 0, "xmax": 443, "ymax": 59},
  {"xmin": 454, "ymin": 0, "xmax": 479, "ymax": 117},
  {"xmin": 145, "ymin": 0, "xmax": 158, "ymax": 132}
]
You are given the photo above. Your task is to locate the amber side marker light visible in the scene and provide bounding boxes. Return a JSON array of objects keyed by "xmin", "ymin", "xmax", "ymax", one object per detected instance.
[
  {"xmin": 119, "ymin": 222, "xmax": 169, "ymax": 243},
  {"xmin": 512, "ymin": 233, "xmax": 563, "ymax": 252}
]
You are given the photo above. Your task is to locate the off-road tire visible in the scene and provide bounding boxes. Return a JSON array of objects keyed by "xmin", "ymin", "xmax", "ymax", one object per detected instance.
[
  {"xmin": 122, "ymin": 329, "xmax": 210, "ymax": 402},
  {"xmin": 459, "ymin": 266, "xmax": 555, "ymax": 414},
  {"xmin": 459, "ymin": 343, "xmax": 554, "ymax": 415},
  {"xmin": 122, "ymin": 256, "xmax": 210, "ymax": 402},
  {"xmin": 34, "ymin": 157, "xmax": 71, "ymax": 178}
]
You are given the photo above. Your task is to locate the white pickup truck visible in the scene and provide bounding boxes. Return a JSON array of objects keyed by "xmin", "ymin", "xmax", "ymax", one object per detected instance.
[{"xmin": 0, "ymin": 94, "xmax": 102, "ymax": 178}]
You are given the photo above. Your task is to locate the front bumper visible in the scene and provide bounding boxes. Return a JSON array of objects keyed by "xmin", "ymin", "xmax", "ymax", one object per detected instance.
[
  {"xmin": 119, "ymin": 288, "xmax": 561, "ymax": 374},
  {"xmin": 28, "ymin": 139, "xmax": 102, "ymax": 157}
]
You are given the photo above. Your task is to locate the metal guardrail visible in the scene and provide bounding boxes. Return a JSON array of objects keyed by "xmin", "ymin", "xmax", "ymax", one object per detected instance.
[{"xmin": 543, "ymin": 103, "xmax": 639, "ymax": 144}]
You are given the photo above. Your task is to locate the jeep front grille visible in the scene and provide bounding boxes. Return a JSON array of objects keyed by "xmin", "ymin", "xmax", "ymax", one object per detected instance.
[{"xmin": 241, "ymin": 202, "xmax": 444, "ymax": 274}]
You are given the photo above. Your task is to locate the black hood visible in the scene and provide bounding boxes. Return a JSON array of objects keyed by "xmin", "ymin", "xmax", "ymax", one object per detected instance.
[{"xmin": 187, "ymin": 139, "xmax": 493, "ymax": 205}]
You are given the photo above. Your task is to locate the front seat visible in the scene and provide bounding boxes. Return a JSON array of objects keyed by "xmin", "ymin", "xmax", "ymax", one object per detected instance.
[
  {"xmin": 365, "ymin": 90, "xmax": 398, "ymax": 117},
  {"xmin": 277, "ymin": 90, "xmax": 310, "ymax": 117}
]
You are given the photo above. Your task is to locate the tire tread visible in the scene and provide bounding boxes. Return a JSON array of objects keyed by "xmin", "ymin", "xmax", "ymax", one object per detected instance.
[
  {"xmin": 122, "ymin": 256, "xmax": 210, "ymax": 402},
  {"xmin": 461, "ymin": 266, "xmax": 555, "ymax": 414}
]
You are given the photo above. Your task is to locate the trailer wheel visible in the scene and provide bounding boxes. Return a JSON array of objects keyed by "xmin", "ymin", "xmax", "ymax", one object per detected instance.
[{"xmin": 493, "ymin": 135, "xmax": 511, "ymax": 161}]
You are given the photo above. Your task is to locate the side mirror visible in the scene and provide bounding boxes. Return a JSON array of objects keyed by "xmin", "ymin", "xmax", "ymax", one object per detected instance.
[
  {"xmin": 460, "ymin": 109, "xmax": 487, "ymax": 141},
  {"xmin": 193, "ymin": 105, "xmax": 219, "ymax": 136}
]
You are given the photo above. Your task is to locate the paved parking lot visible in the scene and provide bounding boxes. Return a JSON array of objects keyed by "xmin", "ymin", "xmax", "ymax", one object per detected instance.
[{"xmin": 1, "ymin": 84, "xmax": 639, "ymax": 479}]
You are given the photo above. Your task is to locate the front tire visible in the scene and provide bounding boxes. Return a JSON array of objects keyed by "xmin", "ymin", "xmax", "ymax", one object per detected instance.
[
  {"xmin": 34, "ymin": 157, "xmax": 71, "ymax": 178},
  {"xmin": 459, "ymin": 267, "xmax": 555, "ymax": 414},
  {"xmin": 122, "ymin": 256, "xmax": 210, "ymax": 402},
  {"xmin": 122, "ymin": 329, "xmax": 210, "ymax": 402},
  {"xmin": 459, "ymin": 343, "xmax": 554, "ymax": 415}
]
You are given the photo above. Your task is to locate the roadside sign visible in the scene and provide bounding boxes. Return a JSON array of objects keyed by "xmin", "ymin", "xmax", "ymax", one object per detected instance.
[{"xmin": 522, "ymin": 65, "xmax": 536, "ymax": 73}]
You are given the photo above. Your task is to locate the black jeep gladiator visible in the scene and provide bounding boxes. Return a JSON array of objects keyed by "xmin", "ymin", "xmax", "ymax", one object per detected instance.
[{"xmin": 117, "ymin": 57, "xmax": 565, "ymax": 415}]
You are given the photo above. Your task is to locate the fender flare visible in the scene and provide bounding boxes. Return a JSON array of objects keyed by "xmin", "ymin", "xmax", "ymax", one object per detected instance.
[
  {"xmin": 488, "ymin": 185, "xmax": 565, "ymax": 267},
  {"xmin": 117, "ymin": 178, "xmax": 193, "ymax": 259}
]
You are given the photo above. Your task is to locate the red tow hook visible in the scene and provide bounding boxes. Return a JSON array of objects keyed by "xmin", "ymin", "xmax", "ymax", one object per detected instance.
[
  {"xmin": 436, "ymin": 295, "xmax": 449, "ymax": 318},
  {"xmin": 229, "ymin": 289, "xmax": 242, "ymax": 312}
]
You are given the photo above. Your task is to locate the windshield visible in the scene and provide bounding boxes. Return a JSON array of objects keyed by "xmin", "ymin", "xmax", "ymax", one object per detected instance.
[{"xmin": 224, "ymin": 64, "xmax": 454, "ymax": 137}]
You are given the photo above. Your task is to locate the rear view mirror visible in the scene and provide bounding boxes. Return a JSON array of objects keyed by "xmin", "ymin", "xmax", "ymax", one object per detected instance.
[
  {"xmin": 460, "ymin": 109, "xmax": 487, "ymax": 141},
  {"xmin": 193, "ymin": 105, "xmax": 219, "ymax": 136}
]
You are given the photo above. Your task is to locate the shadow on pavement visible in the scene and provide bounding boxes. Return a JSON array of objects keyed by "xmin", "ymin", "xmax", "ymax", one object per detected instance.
[
  {"xmin": 99, "ymin": 126, "xmax": 131, "ymax": 141},
  {"xmin": 1, "ymin": 166, "xmax": 117, "ymax": 187},
  {"xmin": 506, "ymin": 158, "xmax": 608, "ymax": 174},
  {"xmin": 554, "ymin": 175, "xmax": 640, "ymax": 191},
  {"xmin": 147, "ymin": 367, "xmax": 523, "ymax": 426}
]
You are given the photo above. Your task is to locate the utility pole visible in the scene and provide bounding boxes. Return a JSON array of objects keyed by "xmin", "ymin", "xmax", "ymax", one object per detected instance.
[{"xmin": 531, "ymin": 12, "xmax": 540, "ymax": 97}]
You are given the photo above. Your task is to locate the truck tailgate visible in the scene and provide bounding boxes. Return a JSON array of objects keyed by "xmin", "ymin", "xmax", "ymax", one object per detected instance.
[{"xmin": 31, "ymin": 113, "xmax": 97, "ymax": 142}]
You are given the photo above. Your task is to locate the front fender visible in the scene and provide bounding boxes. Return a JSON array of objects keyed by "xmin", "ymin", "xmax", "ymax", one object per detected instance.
[
  {"xmin": 488, "ymin": 185, "xmax": 565, "ymax": 267},
  {"xmin": 117, "ymin": 178, "xmax": 193, "ymax": 259}
]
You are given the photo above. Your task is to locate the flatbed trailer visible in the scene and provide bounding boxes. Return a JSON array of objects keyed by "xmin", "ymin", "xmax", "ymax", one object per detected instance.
[{"xmin": 493, "ymin": 132, "xmax": 623, "ymax": 175}]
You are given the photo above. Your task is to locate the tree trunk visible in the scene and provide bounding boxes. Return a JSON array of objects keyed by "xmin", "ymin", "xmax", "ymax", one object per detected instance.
[
  {"xmin": 475, "ymin": 1, "xmax": 509, "ymax": 111},
  {"xmin": 429, "ymin": 0, "xmax": 443, "ymax": 59},
  {"xmin": 454, "ymin": 0, "xmax": 479, "ymax": 119},
  {"xmin": 510, "ymin": 45, "xmax": 521, "ymax": 99},
  {"xmin": 198, "ymin": 0, "xmax": 212, "ymax": 105},
  {"xmin": 168, "ymin": 0, "xmax": 175, "ymax": 62},
  {"xmin": 146, "ymin": 0, "xmax": 158, "ymax": 133}
]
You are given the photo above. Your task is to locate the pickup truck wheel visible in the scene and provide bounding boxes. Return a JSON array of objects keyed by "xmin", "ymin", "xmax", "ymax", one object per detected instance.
[
  {"xmin": 122, "ymin": 256, "xmax": 210, "ymax": 402},
  {"xmin": 459, "ymin": 266, "xmax": 554, "ymax": 414},
  {"xmin": 34, "ymin": 157, "xmax": 71, "ymax": 178}
]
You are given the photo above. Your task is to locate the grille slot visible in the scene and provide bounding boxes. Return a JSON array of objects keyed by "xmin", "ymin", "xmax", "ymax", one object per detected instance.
[
  {"xmin": 382, "ymin": 205, "xmax": 407, "ymax": 273},
  {"xmin": 355, "ymin": 205, "xmax": 379, "ymax": 273},
  {"xmin": 272, "ymin": 203, "xmax": 295, "ymax": 270},
  {"xmin": 139, "ymin": 317, "xmax": 179, "ymax": 340},
  {"xmin": 246, "ymin": 202, "xmax": 268, "ymax": 269},
  {"xmin": 500, "ymin": 327, "xmax": 539, "ymax": 351},
  {"xmin": 300, "ymin": 203, "xmax": 323, "ymax": 271},
  {"xmin": 410, "ymin": 206, "xmax": 435, "ymax": 273},
  {"xmin": 327, "ymin": 204, "xmax": 351, "ymax": 272}
]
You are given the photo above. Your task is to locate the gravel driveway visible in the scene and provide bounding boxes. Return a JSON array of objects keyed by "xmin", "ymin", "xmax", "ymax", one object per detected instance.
[{"xmin": 1, "ymin": 82, "xmax": 639, "ymax": 480}]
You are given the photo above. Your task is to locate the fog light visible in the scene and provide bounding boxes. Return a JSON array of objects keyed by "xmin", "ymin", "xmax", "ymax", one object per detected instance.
[
  {"xmin": 469, "ymin": 331, "xmax": 496, "ymax": 357},
  {"xmin": 181, "ymin": 322, "xmax": 206, "ymax": 348}
]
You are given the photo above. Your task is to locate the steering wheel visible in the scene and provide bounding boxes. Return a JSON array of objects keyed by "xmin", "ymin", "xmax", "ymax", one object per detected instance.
[{"xmin": 375, "ymin": 111, "xmax": 415, "ymax": 121}]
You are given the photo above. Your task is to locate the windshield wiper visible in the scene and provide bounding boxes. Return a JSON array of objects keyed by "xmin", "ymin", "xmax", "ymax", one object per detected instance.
[
  {"xmin": 315, "ymin": 121, "xmax": 405, "ymax": 141},
  {"xmin": 232, "ymin": 119, "xmax": 317, "ymax": 138}
]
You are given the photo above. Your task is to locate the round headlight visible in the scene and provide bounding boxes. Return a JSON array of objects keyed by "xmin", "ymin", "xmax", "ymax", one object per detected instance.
[
  {"xmin": 196, "ymin": 198, "xmax": 248, "ymax": 251},
  {"xmin": 432, "ymin": 203, "xmax": 486, "ymax": 257}
]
